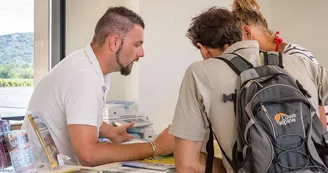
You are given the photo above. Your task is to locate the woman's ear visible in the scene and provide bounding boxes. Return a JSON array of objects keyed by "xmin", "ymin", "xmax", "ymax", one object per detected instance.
[
  {"xmin": 197, "ymin": 43, "xmax": 212, "ymax": 59},
  {"xmin": 241, "ymin": 25, "xmax": 253, "ymax": 40}
]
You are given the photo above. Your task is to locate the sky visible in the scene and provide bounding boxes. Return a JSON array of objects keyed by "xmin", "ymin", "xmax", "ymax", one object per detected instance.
[{"xmin": 0, "ymin": 0, "xmax": 34, "ymax": 35}]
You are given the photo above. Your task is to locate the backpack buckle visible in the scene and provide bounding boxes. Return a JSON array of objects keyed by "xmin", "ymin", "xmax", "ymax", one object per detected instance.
[
  {"xmin": 223, "ymin": 93, "xmax": 236, "ymax": 103},
  {"xmin": 296, "ymin": 80, "xmax": 312, "ymax": 98}
]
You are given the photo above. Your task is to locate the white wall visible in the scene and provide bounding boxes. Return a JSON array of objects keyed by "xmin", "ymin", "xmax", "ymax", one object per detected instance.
[
  {"xmin": 66, "ymin": 0, "xmax": 140, "ymax": 102},
  {"xmin": 138, "ymin": 0, "xmax": 230, "ymax": 132},
  {"xmin": 138, "ymin": 0, "xmax": 271, "ymax": 131},
  {"xmin": 257, "ymin": 0, "xmax": 273, "ymax": 27},
  {"xmin": 270, "ymin": 0, "xmax": 328, "ymax": 68}
]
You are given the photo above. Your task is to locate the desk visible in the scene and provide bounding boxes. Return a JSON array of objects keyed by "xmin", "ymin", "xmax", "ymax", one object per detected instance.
[
  {"xmin": 35, "ymin": 139, "xmax": 220, "ymax": 172},
  {"xmin": 28, "ymin": 139, "xmax": 154, "ymax": 172},
  {"xmin": 37, "ymin": 164, "xmax": 82, "ymax": 173},
  {"xmin": 37, "ymin": 162, "xmax": 171, "ymax": 173},
  {"xmin": 94, "ymin": 162, "xmax": 122, "ymax": 170},
  {"xmin": 0, "ymin": 164, "xmax": 84, "ymax": 173}
]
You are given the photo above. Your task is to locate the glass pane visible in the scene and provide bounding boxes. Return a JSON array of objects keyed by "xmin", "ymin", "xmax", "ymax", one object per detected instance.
[{"xmin": 0, "ymin": 0, "xmax": 34, "ymax": 119}]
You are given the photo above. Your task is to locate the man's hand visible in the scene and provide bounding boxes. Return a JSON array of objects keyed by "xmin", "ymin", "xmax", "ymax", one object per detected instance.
[
  {"xmin": 111, "ymin": 122, "xmax": 135, "ymax": 143},
  {"xmin": 154, "ymin": 125, "xmax": 174, "ymax": 156},
  {"xmin": 100, "ymin": 122, "xmax": 134, "ymax": 143}
]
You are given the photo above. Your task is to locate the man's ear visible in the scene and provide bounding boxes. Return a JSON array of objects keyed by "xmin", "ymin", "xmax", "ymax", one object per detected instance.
[
  {"xmin": 241, "ymin": 25, "xmax": 253, "ymax": 40},
  {"xmin": 196, "ymin": 43, "xmax": 211, "ymax": 59},
  {"xmin": 108, "ymin": 35, "xmax": 121, "ymax": 52}
]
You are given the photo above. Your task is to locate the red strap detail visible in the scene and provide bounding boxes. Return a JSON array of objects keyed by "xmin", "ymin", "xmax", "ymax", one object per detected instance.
[{"xmin": 274, "ymin": 31, "xmax": 283, "ymax": 52}]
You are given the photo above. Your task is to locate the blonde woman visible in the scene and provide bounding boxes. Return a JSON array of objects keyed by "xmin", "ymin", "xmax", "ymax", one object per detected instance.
[{"xmin": 232, "ymin": 0, "xmax": 326, "ymax": 127}]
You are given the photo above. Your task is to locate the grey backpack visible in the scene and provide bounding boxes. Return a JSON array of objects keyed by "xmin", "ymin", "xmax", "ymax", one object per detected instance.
[{"xmin": 205, "ymin": 52, "xmax": 328, "ymax": 173}]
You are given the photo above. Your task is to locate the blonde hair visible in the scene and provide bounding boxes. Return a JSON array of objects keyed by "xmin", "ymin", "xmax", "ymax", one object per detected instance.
[{"xmin": 232, "ymin": 0, "xmax": 268, "ymax": 29}]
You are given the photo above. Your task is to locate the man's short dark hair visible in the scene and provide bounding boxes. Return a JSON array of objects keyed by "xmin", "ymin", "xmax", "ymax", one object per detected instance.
[
  {"xmin": 187, "ymin": 7, "xmax": 242, "ymax": 49},
  {"xmin": 92, "ymin": 6, "xmax": 145, "ymax": 46}
]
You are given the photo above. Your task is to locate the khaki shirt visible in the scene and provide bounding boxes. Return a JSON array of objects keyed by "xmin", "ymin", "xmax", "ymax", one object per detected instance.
[{"xmin": 169, "ymin": 40, "xmax": 328, "ymax": 173}]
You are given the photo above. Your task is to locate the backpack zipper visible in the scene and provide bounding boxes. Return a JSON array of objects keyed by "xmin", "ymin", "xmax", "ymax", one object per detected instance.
[
  {"xmin": 240, "ymin": 80, "xmax": 264, "ymax": 93},
  {"xmin": 239, "ymin": 73, "xmax": 289, "ymax": 92},
  {"xmin": 260, "ymin": 103, "xmax": 268, "ymax": 113},
  {"xmin": 245, "ymin": 80, "xmax": 253, "ymax": 89},
  {"xmin": 246, "ymin": 103, "xmax": 275, "ymax": 173},
  {"xmin": 249, "ymin": 84, "xmax": 309, "ymax": 108},
  {"xmin": 261, "ymin": 103, "xmax": 277, "ymax": 140}
]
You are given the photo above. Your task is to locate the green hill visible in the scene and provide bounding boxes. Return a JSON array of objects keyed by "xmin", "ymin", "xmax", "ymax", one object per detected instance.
[
  {"xmin": 0, "ymin": 32, "xmax": 33, "ymax": 67},
  {"xmin": 0, "ymin": 32, "xmax": 33, "ymax": 79}
]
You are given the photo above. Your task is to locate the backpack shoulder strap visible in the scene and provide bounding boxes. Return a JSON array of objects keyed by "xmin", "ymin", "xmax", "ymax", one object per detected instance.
[
  {"xmin": 263, "ymin": 51, "xmax": 284, "ymax": 68},
  {"xmin": 205, "ymin": 116, "xmax": 238, "ymax": 173},
  {"xmin": 215, "ymin": 53, "xmax": 254, "ymax": 75}
]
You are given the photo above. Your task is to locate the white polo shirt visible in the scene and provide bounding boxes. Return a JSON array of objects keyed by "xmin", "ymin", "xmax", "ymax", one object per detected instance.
[{"xmin": 21, "ymin": 44, "xmax": 110, "ymax": 165}]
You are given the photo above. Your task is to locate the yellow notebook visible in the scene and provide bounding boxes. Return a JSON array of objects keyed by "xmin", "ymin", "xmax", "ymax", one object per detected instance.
[
  {"xmin": 142, "ymin": 142, "xmax": 220, "ymax": 165},
  {"xmin": 142, "ymin": 155, "xmax": 175, "ymax": 165},
  {"xmin": 214, "ymin": 142, "xmax": 222, "ymax": 158}
]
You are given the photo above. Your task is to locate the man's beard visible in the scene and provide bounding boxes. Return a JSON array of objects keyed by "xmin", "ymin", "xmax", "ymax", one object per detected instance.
[{"xmin": 116, "ymin": 42, "xmax": 132, "ymax": 76}]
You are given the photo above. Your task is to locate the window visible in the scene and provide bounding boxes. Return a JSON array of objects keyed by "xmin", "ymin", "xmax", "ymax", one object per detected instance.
[{"xmin": 0, "ymin": 0, "xmax": 34, "ymax": 119}]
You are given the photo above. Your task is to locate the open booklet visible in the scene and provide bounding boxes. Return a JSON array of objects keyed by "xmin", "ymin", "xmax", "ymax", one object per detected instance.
[
  {"xmin": 114, "ymin": 139, "xmax": 175, "ymax": 172},
  {"xmin": 59, "ymin": 167, "xmax": 168, "ymax": 173},
  {"xmin": 103, "ymin": 167, "xmax": 169, "ymax": 173},
  {"xmin": 112, "ymin": 155, "xmax": 175, "ymax": 172},
  {"xmin": 98, "ymin": 155, "xmax": 175, "ymax": 173},
  {"xmin": 121, "ymin": 161, "xmax": 175, "ymax": 172}
]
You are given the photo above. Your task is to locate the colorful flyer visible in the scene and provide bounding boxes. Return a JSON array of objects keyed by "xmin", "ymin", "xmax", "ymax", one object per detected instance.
[
  {"xmin": 4, "ymin": 130, "xmax": 37, "ymax": 173},
  {"xmin": 0, "ymin": 120, "xmax": 12, "ymax": 168}
]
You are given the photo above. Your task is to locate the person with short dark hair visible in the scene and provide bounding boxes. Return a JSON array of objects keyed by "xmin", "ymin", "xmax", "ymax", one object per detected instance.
[{"xmin": 170, "ymin": 7, "xmax": 328, "ymax": 173}]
